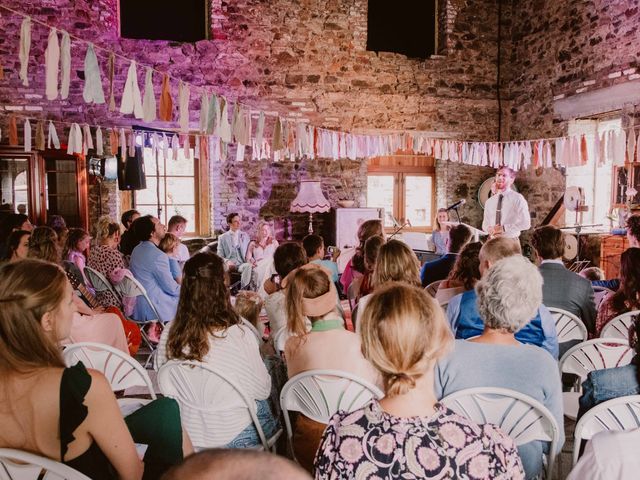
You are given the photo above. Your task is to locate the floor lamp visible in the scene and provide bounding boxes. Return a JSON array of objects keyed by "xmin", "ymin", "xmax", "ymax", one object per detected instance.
[{"xmin": 290, "ymin": 180, "xmax": 331, "ymax": 234}]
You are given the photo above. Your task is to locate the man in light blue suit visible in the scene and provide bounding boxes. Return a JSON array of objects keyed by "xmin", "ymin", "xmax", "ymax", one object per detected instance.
[
  {"xmin": 129, "ymin": 215, "xmax": 180, "ymax": 322},
  {"xmin": 217, "ymin": 212, "xmax": 253, "ymax": 288}
]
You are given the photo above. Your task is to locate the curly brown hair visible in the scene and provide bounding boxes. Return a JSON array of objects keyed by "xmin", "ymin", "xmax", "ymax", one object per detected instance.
[
  {"xmin": 352, "ymin": 219, "xmax": 383, "ymax": 274},
  {"xmin": 166, "ymin": 252, "xmax": 240, "ymax": 361},
  {"xmin": 27, "ymin": 226, "xmax": 61, "ymax": 264},
  {"xmin": 611, "ymin": 247, "xmax": 640, "ymax": 313},
  {"xmin": 446, "ymin": 242, "xmax": 482, "ymax": 291}
]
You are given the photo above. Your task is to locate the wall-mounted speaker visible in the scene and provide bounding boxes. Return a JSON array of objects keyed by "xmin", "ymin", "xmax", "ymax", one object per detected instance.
[{"xmin": 117, "ymin": 146, "xmax": 147, "ymax": 191}]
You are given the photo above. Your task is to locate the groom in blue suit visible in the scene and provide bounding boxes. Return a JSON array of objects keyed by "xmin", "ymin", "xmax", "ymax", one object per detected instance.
[{"xmin": 217, "ymin": 212, "xmax": 253, "ymax": 288}]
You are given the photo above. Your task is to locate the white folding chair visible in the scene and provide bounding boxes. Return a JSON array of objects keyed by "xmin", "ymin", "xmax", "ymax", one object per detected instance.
[
  {"xmin": 63, "ymin": 342, "xmax": 157, "ymax": 399},
  {"xmin": 279, "ymin": 369, "xmax": 384, "ymax": 461},
  {"xmin": 84, "ymin": 266, "xmax": 122, "ymax": 305},
  {"xmin": 0, "ymin": 448, "xmax": 91, "ymax": 480},
  {"xmin": 441, "ymin": 387, "xmax": 560, "ymax": 479},
  {"xmin": 593, "ymin": 286, "xmax": 613, "ymax": 308},
  {"xmin": 600, "ymin": 310, "xmax": 639, "ymax": 341},
  {"xmin": 559, "ymin": 338, "xmax": 634, "ymax": 420},
  {"xmin": 573, "ymin": 395, "xmax": 640, "ymax": 465},
  {"xmin": 158, "ymin": 360, "xmax": 282, "ymax": 451},
  {"xmin": 425, "ymin": 279, "xmax": 443, "ymax": 297},
  {"xmin": 548, "ymin": 307, "xmax": 588, "ymax": 343}
]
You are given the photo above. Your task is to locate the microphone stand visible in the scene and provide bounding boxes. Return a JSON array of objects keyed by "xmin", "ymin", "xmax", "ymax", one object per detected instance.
[
  {"xmin": 388, "ymin": 220, "xmax": 411, "ymax": 240},
  {"xmin": 451, "ymin": 205, "xmax": 462, "ymax": 224}
]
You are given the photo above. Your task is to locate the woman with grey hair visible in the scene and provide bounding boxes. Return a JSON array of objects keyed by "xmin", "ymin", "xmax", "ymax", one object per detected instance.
[{"xmin": 434, "ymin": 255, "xmax": 564, "ymax": 480}]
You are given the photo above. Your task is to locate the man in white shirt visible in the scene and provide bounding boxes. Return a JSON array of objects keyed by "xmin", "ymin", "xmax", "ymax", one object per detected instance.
[
  {"xmin": 167, "ymin": 215, "xmax": 190, "ymax": 264},
  {"xmin": 482, "ymin": 166, "xmax": 531, "ymax": 238},
  {"xmin": 217, "ymin": 212, "xmax": 252, "ymax": 288}
]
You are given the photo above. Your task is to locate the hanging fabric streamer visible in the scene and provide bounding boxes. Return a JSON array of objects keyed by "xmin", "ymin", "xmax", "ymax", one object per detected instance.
[
  {"xmin": 162, "ymin": 133, "xmax": 169, "ymax": 160},
  {"xmin": 231, "ymin": 103, "xmax": 240, "ymax": 143},
  {"xmin": 142, "ymin": 67, "xmax": 157, "ymax": 123},
  {"xmin": 194, "ymin": 135, "xmax": 200, "ymax": 159},
  {"xmin": 254, "ymin": 111, "xmax": 265, "ymax": 148},
  {"xmin": 66, "ymin": 123, "xmax": 82, "ymax": 155},
  {"xmin": 107, "ymin": 53, "xmax": 116, "ymax": 111},
  {"xmin": 82, "ymin": 124, "xmax": 93, "ymax": 154},
  {"xmin": 627, "ymin": 125, "xmax": 636, "ymax": 163},
  {"xmin": 96, "ymin": 127, "xmax": 103, "ymax": 156},
  {"xmin": 60, "ymin": 31, "xmax": 71, "ymax": 100},
  {"xmin": 120, "ymin": 61, "xmax": 143, "ymax": 119},
  {"xmin": 178, "ymin": 81, "xmax": 190, "ymax": 132},
  {"xmin": 35, "ymin": 121, "xmax": 45, "ymax": 150},
  {"xmin": 171, "ymin": 134, "xmax": 179, "ymax": 160},
  {"xmin": 18, "ymin": 17, "xmax": 31, "ymax": 86},
  {"xmin": 24, "ymin": 119, "xmax": 32, "ymax": 152},
  {"xmin": 208, "ymin": 94, "xmax": 220, "ymax": 135},
  {"xmin": 9, "ymin": 116, "xmax": 18, "ymax": 146},
  {"xmin": 47, "ymin": 121, "xmax": 60, "ymax": 149},
  {"xmin": 82, "ymin": 44, "xmax": 105, "ymax": 104},
  {"xmin": 44, "ymin": 28, "xmax": 60, "ymax": 100},
  {"xmin": 199, "ymin": 92, "xmax": 209, "ymax": 133},
  {"xmin": 119, "ymin": 128, "xmax": 127, "ymax": 157},
  {"xmin": 159, "ymin": 74, "xmax": 173, "ymax": 121},
  {"xmin": 128, "ymin": 130, "xmax": 136, "ymax": 157},
  {"xmin": 182, "ymin": 134, "xmax": 191, "ymax": 159},
  {"xmin": 272, "ymin": 117, "xmax": 283, "ymax": 151},
  {"xmin": 218, "ymin": 97, "xmax": 232, "ymax": 143}
]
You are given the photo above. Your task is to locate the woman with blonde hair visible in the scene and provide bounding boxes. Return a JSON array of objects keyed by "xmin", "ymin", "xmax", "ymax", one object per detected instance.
[
  {"xmin": 432, "ymin": 207, "xmax": 450, "ymax": 254},
  {"xmin": 0, "ymin": 259, "xmax": 190, "ymax": 479},
  {"xmin": 159, "ymin": 232, "xmax": 183, "ymax": 285},
  {"xmin": 315, "ymin": 283, "xmax": 524, "ymax": 479},
  {"xmin": 284, "ymin": 264, "xmax": 378, "ymax": 472},
  {"xmin": 88, "ymin": 215, "xmax": 128, "ymax": 307},
  {"xmin": 247, "ymin": 220, "xmax": 279, "ymax": 265}
]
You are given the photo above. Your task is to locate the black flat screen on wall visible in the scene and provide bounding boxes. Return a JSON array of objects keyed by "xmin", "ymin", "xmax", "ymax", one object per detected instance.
[
  {"xmin": 119, "ymin": 0, "xmax": 208, "ymax": 42},
  {"xmin": 367, "ymin": 0, "xmax": 436, "ymax": 59}
]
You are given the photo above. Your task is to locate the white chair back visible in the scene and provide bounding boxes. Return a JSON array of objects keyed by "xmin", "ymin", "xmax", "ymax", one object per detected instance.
[
  {"xmin": 559, "ymin": 338, "xmax": 634, "ymax": 382},
  {"xmin": 573, "ymin": 395, "xmax": 640, "ymax": 465},
  {"xmin": 157, "ymin": 360, "xmax": 279, "ymax": 450},
  {"xmin": 425, "ymin": 280, "xmax": 443, "ymax": 297},
  {"xmin": 0, "ymin": 448, "xmax": 91, "ymax": 480},
  {"xmin": 241, "ymin": 318, "xmax": 263, "ymax": 344},
  {"xmin": 441, "ymin": 387, "xmax": 559, "ymax": 479},
  {"xmin": 62, "ymin": 342, "xmax": 157, "ymax": 399},
  {"xmin": 84, "ymin": 266, "xmax": 121, "ymax": 304},
  {"xmin": 548, "ymin": 307, "xmax": 588, "ymax": 343},
  {"xmin": 279, "ymin": 370, "xmax": 383, "ymax": 459},
  {"xmin": 113, "ymin": 274, "xmax": 162, "ymax": 322},
  {"xmin": 600, "ymin": 311, "xmax": 639, "ymax": 341}
]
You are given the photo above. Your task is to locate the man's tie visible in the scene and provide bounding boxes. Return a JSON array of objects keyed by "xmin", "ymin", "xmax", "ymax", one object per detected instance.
[{"xmin": 495, "ymin": 193, "xmax": 503, "ymax": 226}]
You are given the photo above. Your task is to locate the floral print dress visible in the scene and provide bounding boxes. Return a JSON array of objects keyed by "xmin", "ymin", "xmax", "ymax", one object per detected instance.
[{"xmin": 314, "ymin": 400, "xmax": 524, "ymax": 480}]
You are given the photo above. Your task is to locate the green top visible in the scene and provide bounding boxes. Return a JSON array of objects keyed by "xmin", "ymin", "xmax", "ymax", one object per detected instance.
[{"xmin": 310, "ymin": 319, "xmax": 345, "ymax": 332}]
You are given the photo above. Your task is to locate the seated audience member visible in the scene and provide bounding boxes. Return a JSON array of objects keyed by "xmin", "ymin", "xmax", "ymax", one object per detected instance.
[
  {"xmin": 88, "ymin": 216, "xmax": 129, "ymax": 308},
  {"xmin": 314, "ymin": 283, "xmax": 524, "ymax": 479},
  {"xmin": 356, "ymin": 239, "xmax": 421, "ymax": 324},
  {"xmin": 356, "ymin": 234, "xmax": 385, "ymax": 301},
  {"xmin": 3, "ymin": 229, "xmax": 30, "ymax": 262},
  {"xmin": 162, "ymin": 449, "xmax": 310, "ymax": 480},
  {"xmin": 235, "ymin": 290, "xmax": 268, "ymax": 348},
  {"xmin": 595, "ymin": 247, "xmax": 640, "ymax": 336},
  {"xmin": 64, "ymin": 228, "xmax": 93, "ymax": 289},
  {"xmin": 0, "ymin": 213, "xmax": 33, "ymax": 259},
  {"xmin": 119, "ymin": 209, "xmax": 140, "ymax": 256},
  {"xmin": 421, "ymin": 223, "xmax": 472, "ymax": 287},
  {"xmin": 46, "ymin": 214, "xmax": 68, "ymax": 252},
  {"xmin": 247, "ymin": 220, "xmax": 279, "ymax": 265},
  {"xmin": 447, "ymin": 237, "xmax": 559, "ymax": 358},
  {"xmin": 580, "ymin": 266, "xmax": 605, "ymax": 282},
  {"xmin": 578, "ymin": 316, "xmax": 640, "ymax": 418},
  {"xmin": 284, "ymin": 264, "xmax": 379, "ymax": 472},
  {"xmin": 435, "ymin": 241, "xmax": 482, "ymax": 305},
  {"xmin": 435, "ymin": 255, "xmax": 564, "ymax": 479},
  {"xmin": 431, "ymin": 208, "xmax": 451, "ymax": 254},
  {"xmin": 28, "ymin": 226, "xmax": 129, "ymax": 353},
  {"xmin": 160, "ymin": 233, "xmax": 184, "ymax": 285},
  {"xmin": 532, "ymin": 225, "xmax": 596, "ymax": 334},
  {"xmin": 217, "ymin": 212, "xmax": 253, "ymax": 289},
  {"xmin": 130, "ymin": 215, "xmax": 180, "ymax": 323},
  {"xmin": 264, "ymin": 242, "xmax": 308, "ymax": 338},
  {"xmin": 339, "ymin": 219, "xmax": 383, "ymax": 294},
  {"xmin": 302, "ymin": 234, "xmax": 340, "ymax": 283},
  {"xmin": 157, "ymin": 252, "xmax": 278, "ymax": 448},
  {"xmin": 167, "ymin": 215, "xmax": 190, "ymax": 264},
  {"xmin": 568, "ymin": 428, "xmax": 640, "ymax": 480},
  {"xmin": 0, "ymin": 259, "xmax": 191, "ymax": 480}
]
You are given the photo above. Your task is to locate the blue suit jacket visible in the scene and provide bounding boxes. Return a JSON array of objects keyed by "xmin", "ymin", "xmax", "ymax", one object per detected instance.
[
  {"xmin": 217, "ymin": 230, "xmax": 251, "ymax": 263},
  {"xmin": 129, "ymin": 241, "xmax": 180, "ymax": 322},
  {"xmin": 420, "ymin": 253, "xmax": 457, "ymax": 287}
]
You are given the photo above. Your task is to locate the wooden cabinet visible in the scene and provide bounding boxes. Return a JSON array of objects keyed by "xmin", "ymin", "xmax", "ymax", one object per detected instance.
[{"xmin": 600, "ymin": 234, "xmax": 628, "ymax": 279}]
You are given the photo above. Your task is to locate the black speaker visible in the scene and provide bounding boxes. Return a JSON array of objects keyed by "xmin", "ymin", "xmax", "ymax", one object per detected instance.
[{"xmin": 117, "ymin": 146, "xmax": 147, "ymax": 191}]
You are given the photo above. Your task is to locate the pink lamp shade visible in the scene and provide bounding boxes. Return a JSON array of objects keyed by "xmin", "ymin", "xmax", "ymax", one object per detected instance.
[{"xmin": 290, "ymin": 181, "xmax": 331, "ymax": 213}]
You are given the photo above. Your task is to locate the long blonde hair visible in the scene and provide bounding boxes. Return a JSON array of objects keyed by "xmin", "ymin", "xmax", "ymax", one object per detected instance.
[
  {"xmin": 285, "ymin": 266, "xmax": 335, "ymax": 339},
  {"xmin": 255, "ymin": 220, "xmax": 275, "ymax": 246},
  {"xmin": 372, "ymin": 239, "xmax": 421, "ymax": 288},
  {"xmin": 0, "ymin": 259, "xmax": 67, "ymax": 373},
  {"xmin": 359, "ymin": 283, "xmax": 452, "ymax": 397}
]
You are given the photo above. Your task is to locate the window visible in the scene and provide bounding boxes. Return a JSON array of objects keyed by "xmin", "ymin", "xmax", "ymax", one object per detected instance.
[
  {"xmin": 366, "ymin": 155, "xmax": 435, "ymax": 232},
  {"xmin": 119, "ymin": 0, "xmax": 209, "ymax": 42},
  {"xmin": 134, "ymin": 147, "xmax": 199, "ymax": 234},
  {"xmin": 566, "ymin": 118, "xmax": 621, "ymax": 227}
]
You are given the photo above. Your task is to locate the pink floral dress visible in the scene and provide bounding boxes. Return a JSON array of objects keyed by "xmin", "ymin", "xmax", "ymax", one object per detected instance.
[{"xmin": 314, "ymin": 400, "xmax": 524, "ymax": 480}]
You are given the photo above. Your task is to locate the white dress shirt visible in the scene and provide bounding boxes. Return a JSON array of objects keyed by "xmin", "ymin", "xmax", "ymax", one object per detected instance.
[
  {"xmin": 568, "ymin": 428, "xmax": 640, "ymax": 480},
  {"xmin": 482, "ymin": 188, "xmax": 531, "ymax": 238}
]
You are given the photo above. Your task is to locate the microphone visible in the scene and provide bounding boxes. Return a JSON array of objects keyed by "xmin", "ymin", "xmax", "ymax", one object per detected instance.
[
  {"xmin": 405, "ymin": 218, "xmax": 412, "ymax": 227},
  {"xmin": 446, "ymin": 199, "xmax": 466, "ymax": 211}
]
